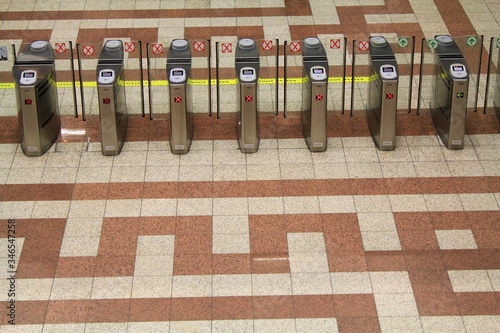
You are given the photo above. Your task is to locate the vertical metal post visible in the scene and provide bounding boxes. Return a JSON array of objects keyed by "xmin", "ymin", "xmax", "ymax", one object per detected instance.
[
  {"xmin": 483, "ymin": 37, "xmax": 494, "ymax": 114},
  {"xmin": 350, "ymin": 40, "xmax": 356, "ymax": 117},
  {"xmin": 408, "ymin": 36, "xmax": 416, "ymax": 113},
  {"xmin": 146, "ymin": 43, "xmax": 153, "ymax": 120},
  {"xmin": 283, "ymin": 40, "xmax": 287, "ymax": 118},
  {"xmin": 76, "ymin": 44, "xmax": 86, "ymax": 121},
  {"xmin": 417, "ymin": 38, "xmax": 426, "ymax": 115},
  {"xmin": 342, "ymin": 37, "xmax": 347, "ymax": 114},
  {"xmin": 138, "ymin": 41, "xmax": 145, "ymax": 117},
  {"xmin": 208, "ymin": 39, "xmax": 212, "ymax": 117},
  {"xmin": 11, "ymin": 44, "xmax": 16, "ymax": 62},
  {"xmin": 215, "ymin": 42, "xmax": 220, "ymax": 119},
  {"xmin": 473, "ymin": 35, "xmax": 484, "ymax": 112},
  {"xmin": 69, "ymin": 41, "xmax": 78, "ymax": 118},
  {"xmin": 275, "ymin": 38, "xmax": 279, "ymax": 115}
]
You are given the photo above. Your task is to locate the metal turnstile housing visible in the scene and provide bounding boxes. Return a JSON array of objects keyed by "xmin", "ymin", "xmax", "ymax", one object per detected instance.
[
  {"xmin": 235, "ymin": 39, "xmax": 260, "ymax": 153},
  {"xmin": 302, "ymin": 38, "xmax": 329, "ymax": 152},
  {"xmin": 97, "ymin": 40, "xmax": 127, "ymax": 156},
  {"xmin": 495, "ymin": 49, "xmax": 500, "ymax": 119},
  {"xmin": 13, "ymin": 41, "xmax": 61, "ymax": 156},
  {"xmin": 167, "ymin": 40, "xmax": 193, "ymax": 154},
  {"xmin": 432, "ymin": 35, "xmax": 469, "ymax": 150},
  {"xmin": 368, "ymin": 37, "xmax": 399, "ymax": 151}
]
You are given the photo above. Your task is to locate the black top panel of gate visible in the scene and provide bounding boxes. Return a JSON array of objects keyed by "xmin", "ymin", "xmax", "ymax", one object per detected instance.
[
  {"xmin": 302, "ymin": 38, "xmax": 327, "ymax": 62},
  {"xmin": 167, "ymin": 40, "xmax": 192, "ymax": 64},
  {"xmin": 434, "ymin": 35, "xmax": 464, "ymax": 59},
  {"xmin": 98, "ymin": 40, "xmax": 124, "ymax": 64},
  {"xmin": 235, "ymin": 39, "xmax": 259, "ymax": 63},
  {"xmin": 16, "ymin": 41, "xmax": 55, "ymax": 64},
  {"xmin": 369, "ymin": 37, "xmax": 396, "ymax": 60}
]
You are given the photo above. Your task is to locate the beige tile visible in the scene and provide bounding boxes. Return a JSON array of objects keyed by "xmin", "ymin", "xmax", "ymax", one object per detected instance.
[
  {"xmin": 213, "ymin": 234, "xmax": 250, "ymax": 254},
  {"xmin": 17, "ymin": 278, "xmax": 53, "ymax": 301},
  {"xmin": 279, "ymin": 148, "xmax": 312, "ymax": 164},
  {"xmin": 213, "ymin": 165, "xmax": 247, "ymax": 181},
  {"xmin": 170, "ymin": 321, "xmax": 211, "ymax": 333},
  {"xmin": 213, "ymin": 274, "xmax": 252, "ymax": 296},
  {"xmin": 127, "ymin": 321, "xmax": 170, "ymax": 333},
  {"xmin": 296, "ymin": 318, "xmax": 338, "ymax": 333},
  {"xmin": 289, "ymin": 252, "xmax": 329, "ymax": 273},
  {"xmin": 105, "ymin": 199, "xmax": 142, "ymax": 217},
  {"xmin": 313, "ymin": 163, "xmax": 349, "ymax": 179},
  {"xmin": 459, "ymin": 193, "xmax": 499, "ymax": 211},
  {"xmin": 177, "ymin": 198, "xmax": 212, "ymax": 216},
  {"xmin": 31, "ymin": 200, "xmax": 70, "ymax": 218},
  {"xmin": 45, "ymin": 152, "xmax": 81, "ymax": 168},
  {"xmin": 247, "ymin": 164, "xmax": 281, "ymax": 180},
  {"xmin": 141, "ymin": 198, "xmax": 177, "ymax": 217},
  {"xmin": 172, "ymin": 275, "xmax": 212, "ymax": 298},
  {"xmin": 59, "ymin": 236, "xmax": 100, "ymax": 257},
  {"xmin": 179, "ymin": 165, "xmax": 212, "ymax": 181},
  {"xmin": 347, "ymin": 162, "xmax": 383, "ymax": 178},
  {"xmin": 91, "ymin": 277, "xmax": 132, "ymax": 299},
  {"xmin": 291, "ymin": 272, "xmax": 332, "ymax": 295},
  {"xmin": 85, "ymin": 323, "xmax": 127, "ymax": 333},
  {"xmin": 414, "ymin": 162, "xmax": 451, "ymax": 177},
  {"xmin": 389, "ymin": 194, "xmax": 427, "ymax": 212},
  {"xmin": 131, "ymin": 275, "xmax": 172, "ymax": 298},
  {"xmin": 357, "ymin": 212, "xmax": 397, "ymax": 232},
  {"xmin": 288, "ymin": 232, "xmax": 326, "ymax": 253},
  {"xmin": 435, "ymin": 230, "xmax": 477, "ymax": 250},
  {"xmin": 374, "ymin": 293, "xmax": 419, "ymax": 316},
  {"xmin": 378, "ymin": 317, "xmax": 423, "ymax": 333},
  {"xmin": 134, "ymin": 255, "xmax": 174, "ymax": 276},
  {"xmin": 68, "ymin": 200, "xmax": 106, "ymax": 218},
  {"xmin": 76, "ymin": 167, "xmax": 112, "ymax": 183},
  {"xmin": 212, "ymin": 320, "xmax": 253, "ymax": 333},
  {"xmin": 136, "ymin": 235, "xmax": 175, "ymax": 256},
  {"xmin": 248, "ymin": 196, "xmax": 284, "ymax": 215},
  {"xmin": 213, "ymin": 197, "xmax": 248, "ymax": 215},
  {"xmin": 254, "ymin": 319, "xmax": 295, "ymax": 333},
  {"xmin": 318, "ymin": 195, "xmax": 356, "ymax": 213},
  {"xmin": 381, "ymin": 162, "xmax": 418, "ymax": 178},
  {"xmin": 370, "ymin": 272, "xmax": 413, "ymax": 293},
  {"xmin": 330, "ymin": 272, "xmax": 372, "ymax": 294},
  {"xmin": 50, "ymin": 278, "xmax": 93, "ymax": 300},
  {"xmin": 488, "ymin": 270, "xmax": 500, "ymax": 292},
  {"xmin": 213, "ymin": 215, "xmax": 249, "ymax": 234},
  {"xmin": 42, "ymin": 323, "xmax": 86, "ymax": 333},
  {"xmin": 110, "ymin": 166, "xmax": 145, "ymax": 182},
  {"xmin": 283, "ymin": 196, "xmax": 320, "ymax": 214},
  {"xmin": 424, "ymin": 194, "xmax": 463, "ymax": 212},
  {"xmin": 361, "ymin": 230, "xmax": 401, "ymax": 251},
  {"xmin": 448, "ymin": 270, "xmax": 493, "ymax": 292},
  {"xmin": 354, "ymin": 195, "xmax": 391, "ymax": 213},
  {"xmin": 213, "ymin": 149, "xmax": 246, "ymax": 165},
  {"xmin": 344, "ymin": 147, "xmax": 379, "ymax": 163},
  {"xmin": 462, "ymin": 315, "xmax": 500, "ymax": 333},
  {"xmin": 252, "ymin": 274, "xmax": 292, "ymax": 296},
  {"xmin": 7, "ymin": 168, "xmax": 44, "ymax": 184},
  {"xmin": 280, "ymin": 163, "xmax": 315, "ymax": 179},
  {"xmin": 0, "ymin": 325, "xmax": 44, "ymax": 333},
  {"xmin": 146, "ymin": 151, "xmax": 180, "ymax": 166},
  {"xmin": 420, "ymin": 316, "xmax": 466, "ymax": 333},
  {"xmin": 246, "ymin": 148, "xmax": 280, "ymax": 165},
  {"xmin": 0, "ymin": 201, "xmax": 35, "ymax": 219}
]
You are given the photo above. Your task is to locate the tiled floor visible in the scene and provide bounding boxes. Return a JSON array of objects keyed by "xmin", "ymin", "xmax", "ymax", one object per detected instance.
[{"xmin": 1, "ymin": 0, "xmax": 500, "ymax": 332}]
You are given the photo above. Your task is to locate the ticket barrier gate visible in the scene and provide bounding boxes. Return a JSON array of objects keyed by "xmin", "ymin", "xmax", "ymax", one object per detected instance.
[
  {"xmin": 495, "ymin": 49, "xmax": 500, "ymax": 119},
  {"xmin": 432, "ymin": 35, "xmax": 469, "ymax": 150},
  {"xmin": 167, "ymin": 39, "xmax": 193, "ymax": 154},
  {"xmin": 368, "ymin": 37, "xmax": 399, "ymax": 151},
  {"xmin": 13, "ymin": 41, "xmax": 61, "ymax": 156},
  {"xmin": 235, "ymin": 39, "xmax": 260, "ymax": 153},
  {"xmin": 97, "ymin": 40, "xmax": 127, "ymax": 156},
  {"xmin": 302, "ymin": 38, "xmax": 328, "ymax": 152}
]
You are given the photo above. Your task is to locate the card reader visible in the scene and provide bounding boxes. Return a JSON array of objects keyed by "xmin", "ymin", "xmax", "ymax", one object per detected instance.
[
  {"xmin": 98, "ymin": 69, "xmax": 115, "ymax": 84},
  {"xmin": 19, "ymin": 70, "xmax": 37, "ymax": 85},
  {"xmin": 379, "ymin": 65, "xmax": 397, "ymax": 80},
  {"xmin": 310, "ymin": 66, "xmax": 327, "ymax": 81},
  {"xmin": 449, "ymin": 63, "xmax": 467, "ymax": 79},
  {"xmin": 169, "ymin": 68, "xmax": 187, "ymax": 83},
  {"xmin": 239, "ymin": 67, "xmax": 257, "ymax": 82}
]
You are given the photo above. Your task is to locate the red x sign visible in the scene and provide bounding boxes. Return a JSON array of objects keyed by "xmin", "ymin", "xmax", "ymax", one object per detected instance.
[
  {"xmin": 152, "ymin": 44, "xmax": 163, "ymax": 54},
  {"xmin": 83, "ymin": 45, "xmax": 94, "ymax": 56},
  {"xmin": 55, "ymin": 43, "xmax": 66, "ymax": 53},
  {"xmin": 125, "ymin": 42, "xmax": 135, "ymax": 52},
  {"xmin": 245, "ymin": 95, "xmax": 253, "ymax": 102},
  {"xmin": 386, "ymin": 93, "xmax": 394, "ymax": 99},
  {"xmin": 330, "ymin": 39, "xmax": 340, "ymax": 49},
  {"xmin": 222, "ymin": 43, "xmax": 232, "ymax": 53},
  {"xmin": 315, "ymin": 94, "xmax": 323, "ymax": 101},
  {"xmin": 358, "ymin": 41, "xmax": 369, "ymax": 51},
  {"xmin": 290, "ymin": 41, "xmax": 301, "ymax": 52},
  {"xmin": 174, "ymin": 97, "xmax": 182, "ymax": 103},
  {"xmin": 103, "ymin": 98, "xmax": 110, "ymax": 104},
  {"xmin": 194, "ymin": 41, "xmax": 205, "ymax": 51},
  {"xmin": 24, "ymin": 99, "xmax": 32, "ymax": 105},
  {"xmin": 262, "ymin": 40, "xmax": 273, "ymax": 51}
]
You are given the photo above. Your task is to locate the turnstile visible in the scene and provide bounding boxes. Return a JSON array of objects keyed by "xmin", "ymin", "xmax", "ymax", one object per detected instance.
[
  {"xmin": 235, "ymin": 38, "xmax": 260, "ymax": 153},
  {"xmin": 302, "ymin": 37, "xmax": 328, "ymax": 152},
  {"xmin": 13, "ymin": 41, "xmax": 61, "ymax": 157},
  {"xmin": 432, "ymin": 35, "xmax": 469, "ymax": 150},
  {"xmin": 368, "ymin": 36, "xmax": 399, "ymax": 151},
  {"xmin": 97, "ymin": 40, "xmax": 127, "ymax": 156},
  {"xmin": 167, "ymin": 39, "xmax": 193, "ymax": 154},
  {"xmin": 495, "ymin": 48, "xmax": 500, "ymax": 118}
]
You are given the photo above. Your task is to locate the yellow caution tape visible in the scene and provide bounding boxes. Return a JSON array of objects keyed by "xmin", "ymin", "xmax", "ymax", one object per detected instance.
[{"xmin": 1, "ymin": 75, "xmax": 377, "ymax": 89}]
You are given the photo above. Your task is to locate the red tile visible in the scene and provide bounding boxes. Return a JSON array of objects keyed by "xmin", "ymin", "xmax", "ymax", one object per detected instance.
[
  {"xmin": 142, "ymin": 182, "xmax": 177, "ymax": 199},
  {"xmin": 414, "ymin": 292, "xmax": 460, "ymax": 316},
  {"xmin": 129, "ymin": 298, "xmax": 170, "ymax": 322},
  {"xmin": 251, "ymin": 253, "xmax": 290, "ymax": 274},
  {"xmin": 328, "ymin": 253, "xmax": 368, "ymax": 272},
  {"xmin": 55, "ymin": 257, "xmax": 96, "ymax": 278},
  {"xmin": 430, "ymin": 211, "xmax": 469, "ymax": 229},
  {"xmin": 138, "ymin": 216, "xmax": 176, "ymax": 235},
  {"xmin": 170, "ymin": 297, "xmax": 212, "ymax": 321},
  {"xmin": 212, "ymin": 296, "xmax": 253, "ymax": 320},
  {"xmin": 253, "ymin": 296, "xmax": 294, "ymax": 319},
  {"xmin": 398, "ymin": 229, "xmax": 440, "ymax": 250},
  {"xmin": 94, "ymin": 255, "xmax": 135, "ymax": 277},
  {"xmin": 336, "ymin": 317, "xmax": 382, "ymax": 333},
  {"xmin": 286, "ymin": 214, "xmax": 323, "ymax": 232},
  {"xmin": 442, "ymin": 250, "xmax": 486, "ymax": 270},
  {"xmin": 365, "ymin": 251, "xmax": 406, "ymax": 271},
  {"xmin": 249, "ymin": 215, "xmax": 288, "ymax": 254},
  {"xmin": 9, "ymin": 301, "xmax": 48, "ymax": 325},
  {"xmin": 212, "ymin": 254, "xmax": 251, "ymax": 274},
  {"xmin": 107, "ymin": 182, "xmax": 144, "ymax": 199},
  {"xmin": 175, "ymin": 233, "xmax": 212, "ymax": 254},
  {"xmin": 404, "ymin": 250, "xmax": 445, "ymax": 271},
  {"xmin": 173, "ymin": 254, "xmax": 213, "ymax": 275},
  {"xmin": 45, "ymin": 300, "xmax": 90, "ymax": 324},
  {"xmin": 455, "ymin": 292, "xmax": 500, "ymax": 315},
  {"xmin": 333, "ymin": 294, "xmax": 378, "ymax": 318},
  {"xmin": 87, "ymin": 299, "xmax": 130, "ymax": 323},
  {"xmin": 394, "ymin": 212, "xmax": 432, "ymax": 230},
  {"xmin": 175, "ymin": 216, "xmax": 212, "ymax": 234},
  {"xmin": 292, "ymin": 295, "xmax": 336, "ymax": 318},
  {"xmin": 16, "ymin": 256, "xmax": 59, "ymax": 279},
  {"xmin": 178, "ymin": 181, "xmax": 213, "ymax": 198},
  {"xmin": 473, "ymin": 229, "xmax": 500, "ymax": 249},
  {"xmin": 408, "ymin": 270, "xmax": 454, "ymax": 293}
]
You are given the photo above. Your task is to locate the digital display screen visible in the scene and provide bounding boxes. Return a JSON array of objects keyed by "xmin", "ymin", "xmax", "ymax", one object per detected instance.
[
  {"xmin": 242, "ymin": 69, "xmax": 254, "ymax": 75},
  {"xmin": 382, "ymin": 67, "xmax": 394, "ymax": 73},
  {"xmin": 23, "ymin": 72, "xmax": 35, "ymax": 78},
  {"xmin": 172, "ymin": 69, "xmax": 184, "ymax": 76},
  {"xmin": 313, "ymin": 68, "xmax": 324, "ymax": 74},
  {"xmin": 101, "ymin": 71, "xmax": 113, "ymax": 77},
  {"xmin": 452, "ymin": 65, "xmax": 464, "ymax": 71}
]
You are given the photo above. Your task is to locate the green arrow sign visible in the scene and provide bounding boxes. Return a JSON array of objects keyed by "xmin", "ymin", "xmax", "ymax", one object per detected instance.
[
  {"xmin": 428, "ymin": 39, "xmax": 438, "ymax": 49},
  {"xmin": 398, "ymin": 37, "xmax": 409, "ymax": 48},
  {"xmin": 496, "ymin": 38, "xmax": 500, "ymax": 49},
  {"xmin": 466, "ymin": 36, "xmax": 477, "ymax": 47}
]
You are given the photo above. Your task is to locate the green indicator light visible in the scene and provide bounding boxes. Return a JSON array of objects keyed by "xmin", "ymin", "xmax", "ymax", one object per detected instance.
[{"xmin": 457, "ymin": 92, "xmax": 464, "ymax": 98}]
